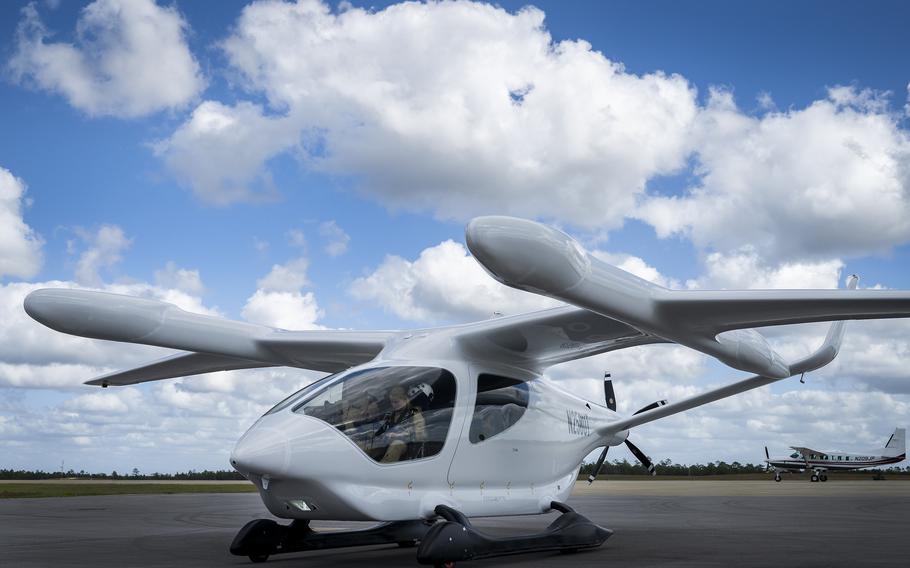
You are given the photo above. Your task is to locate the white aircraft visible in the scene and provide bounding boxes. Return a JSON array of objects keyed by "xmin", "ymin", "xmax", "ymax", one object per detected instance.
[
  {"xmin": 23, "ymin": 216, "xmax": 910, "ymax": 566},
  {"xmin": 765, "ymin": 428, "xmax": 906, "ymax": 482}
]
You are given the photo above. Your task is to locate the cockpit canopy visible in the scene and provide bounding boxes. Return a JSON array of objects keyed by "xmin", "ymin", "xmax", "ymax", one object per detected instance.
[{"xmin": 272, "ymin": 366, "xmax": 457, "ymax": 464}]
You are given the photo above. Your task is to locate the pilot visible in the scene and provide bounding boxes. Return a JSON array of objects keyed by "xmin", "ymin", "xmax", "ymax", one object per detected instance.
[
  {"xmin": 376, "ymin": 385, "xmax": 426, "ymax": 463},
  {"xmin": 341, "ymin": 391, "xmax": 380, "ymax": 451}
]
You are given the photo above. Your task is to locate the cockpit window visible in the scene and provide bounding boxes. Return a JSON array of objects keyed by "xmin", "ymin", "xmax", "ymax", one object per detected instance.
[
  {"xmin": 263, "ymin": 372, "xmax": 341, "ymax": 416},
  {"xmin": 469, "ymin": 374, "xmax": 529, "ymax": 444},
  {"xmin": 293, "ymin": 366, "xmax": 456, "ymax": 463}
]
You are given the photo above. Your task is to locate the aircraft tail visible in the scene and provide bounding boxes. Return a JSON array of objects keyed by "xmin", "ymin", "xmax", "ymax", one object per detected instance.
[{"xmin": 884, "ymin": 428, "xmax": 905, "ymax": 452}]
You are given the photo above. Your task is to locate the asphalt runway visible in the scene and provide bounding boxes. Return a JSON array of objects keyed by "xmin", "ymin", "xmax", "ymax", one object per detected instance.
[{"xmin": 2, "ymin": 481, "xmax": 909, "ymax": 567}]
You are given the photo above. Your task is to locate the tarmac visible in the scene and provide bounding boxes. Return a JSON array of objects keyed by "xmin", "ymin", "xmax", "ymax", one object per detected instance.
[{"xmin": 2, "ymin": 480, "xmax": 909, "ymax": 567}]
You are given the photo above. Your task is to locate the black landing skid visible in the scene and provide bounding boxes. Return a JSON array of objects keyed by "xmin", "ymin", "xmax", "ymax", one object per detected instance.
[
  {"xmin": 417, "ymin": 502, "xmax": 612, "ymax": 566},
  {"xmin": 230, "ymin": 501, "xmax": 612, "ymax": 566},
  {"xmin": 230, "ymin": 518, "xmax": 429, "ymax": 563}
]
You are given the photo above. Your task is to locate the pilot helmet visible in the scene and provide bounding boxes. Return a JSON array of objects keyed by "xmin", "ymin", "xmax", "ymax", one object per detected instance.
[{"xmin": 407, "ymin": 382, "xmax": 435, "ymax": 409}]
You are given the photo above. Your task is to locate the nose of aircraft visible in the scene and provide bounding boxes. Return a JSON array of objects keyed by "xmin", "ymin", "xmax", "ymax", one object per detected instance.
[
  {"xmin": 465, "ymin": 216, "xmax": 590, "ymax": 294},
  {"xmin": 231, "ymin": 422, "xmax": 290, "ymax": 478}
]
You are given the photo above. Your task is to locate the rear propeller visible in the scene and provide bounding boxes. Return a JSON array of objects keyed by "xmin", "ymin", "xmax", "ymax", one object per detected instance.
[{"xmin": 587, "ymin": 375, "xmax": 665, "ymax": 483}]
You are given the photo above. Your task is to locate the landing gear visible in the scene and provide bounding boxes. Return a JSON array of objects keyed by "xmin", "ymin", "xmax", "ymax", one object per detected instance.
[
  {"xmin": 774, "ymin": 474, "xmax": 781, "ymax": 482},
  {"xmin": 231, "ymin": 501, "xmax": 611, "ymax": 565},
  {"xmin": 229, "ymin": 518, "xmax": 430, "ymax": 563},
  {"xmin": 810, "ymin": 473, "xmax": 819, "ymax": 482},
  {"xmin": 416, "ymin": 501, "xmax": 612, "ymax": 566},
  {"xmin": 810, "ymin": 469, "xmax": 827, "ymax": 483},
  {"xmin": 820, "ymin": 474, "xmax": 828, "ymax": 482}
]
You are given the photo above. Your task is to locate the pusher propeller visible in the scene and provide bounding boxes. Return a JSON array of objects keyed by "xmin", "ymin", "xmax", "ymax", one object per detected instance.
[{"xmin": 587, "ymin": 377, "xmax": 665, "ymax": 482}]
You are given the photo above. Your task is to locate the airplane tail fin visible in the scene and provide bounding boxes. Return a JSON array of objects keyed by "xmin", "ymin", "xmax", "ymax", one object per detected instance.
[{"xmin": 884, "ymin": 428, "xmax": 905, "ymax": 452}]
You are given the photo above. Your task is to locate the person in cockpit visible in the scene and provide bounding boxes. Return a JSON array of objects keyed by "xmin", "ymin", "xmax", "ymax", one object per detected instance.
[
  {"xmin": 341, "ymin": 391, "xmax": 380, "ymax": 451},
  {"xmin": 376, "ymin": 385, "xmax": 426, "ymax": 463}
]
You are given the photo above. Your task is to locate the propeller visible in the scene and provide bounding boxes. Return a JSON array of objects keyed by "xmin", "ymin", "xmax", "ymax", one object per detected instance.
[{"xmin": 587, "ymin": 376, "xmax": 664, "ymax": 483}]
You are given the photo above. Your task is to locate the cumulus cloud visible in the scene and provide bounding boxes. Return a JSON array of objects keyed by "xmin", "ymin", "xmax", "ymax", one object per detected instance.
[
  {"xmin": 688, "ymin": 248, "xmax": 844, "ymax": 290},
  {"xmin": 72, "ymin": 225, "xmax": 132, "ymax": 286},
  {"xmin": 637, "ymin": 87, "xmax": 910, "ymax": 262},
  {"xmin": 158, "ymin": 0, "xmax": 697, "ymax": 224},
  {"xmin": 241, "ymin": 289, "xmax": 322, "ymax": 329},
  {"xmin": 0, "ymin": 167, "xmax": 43, "ymax": 280},
  {"xmin": 8, "ymin": 0, "xmax": 205, "ymax": 118},
  {"xmin": 319, "ymin": 220, "xmax": 350, "ymax": 257},
  {"xmin": 242, "ymin": 257, "xmax": 323, "ymax": 329},
  {"xmin": 153, "ymin": 101, "xmax": 299, "ymax": 203},
  {"xmin": 153, "ymin": 261, "xmax": 204, "ymax": 295},
  {"xmin": 350, "ymin": 239, "xmax": 560, "ymax": 323},
  {"xmin": 256, "ymin": 257, "xmax": 309, "ymax": 293}
]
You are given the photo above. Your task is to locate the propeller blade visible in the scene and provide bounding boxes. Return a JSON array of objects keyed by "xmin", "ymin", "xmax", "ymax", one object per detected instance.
[
  {"xmin": 603, "ymin": 373, "xmax": 616, "ymax": 411},
  {"xmin": 633, "ymin": 399, "xmax": 668, "ymax": 415},
  {"xmin": 587, "ymin": 446, "xmax": 609, "ymax": 483},
  {"xmin": 625, "ymin": 439, "xmax": 656, "ymax": 475},
  {"xmin": 765, "ymin": 446, "xmax": 770, "ymax": 460}
]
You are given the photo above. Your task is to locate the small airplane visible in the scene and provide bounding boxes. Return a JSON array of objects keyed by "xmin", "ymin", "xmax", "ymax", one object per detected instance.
[
  {"xmin": 765, "ymin": 427, "xmax": 906, "ymax": 482},
  {"xmin": 22, "ymin": 216, "xmax": 910, "ymax": 566}
]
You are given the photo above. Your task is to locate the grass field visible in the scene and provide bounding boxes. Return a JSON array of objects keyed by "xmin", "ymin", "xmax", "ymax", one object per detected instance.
[{"xmin": 0, "ymin": 482, "xmax": 257, "ymax": 499}]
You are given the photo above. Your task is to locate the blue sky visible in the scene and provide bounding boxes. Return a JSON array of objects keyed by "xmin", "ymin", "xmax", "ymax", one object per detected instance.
[{"xmin": 1, "ymin": 0, "xmax": 910, "ymax": 473}]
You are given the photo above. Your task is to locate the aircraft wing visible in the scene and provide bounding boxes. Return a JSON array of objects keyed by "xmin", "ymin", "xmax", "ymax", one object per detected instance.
[
  {"xmin": 86, "ymin": 352, "xmax": 278, "ymax": 387},
  {"xmin": 24, "ymin": 288, "xmax": 397, "ymax": 386},
  {"xmin": 456, "ymin": 304, "xmax": 666, "ymax": 370},
  {"xmin": 790, "ymin": 446, "xmax": 822, "ymax": 458},
  {"xmin": 467, "ymin": 217, "xmax": 910, "ymax": 378}
]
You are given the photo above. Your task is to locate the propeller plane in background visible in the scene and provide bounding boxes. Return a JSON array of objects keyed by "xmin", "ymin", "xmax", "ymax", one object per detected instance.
[{"xmin": 765, "ymin": 428, "xmax": 906, "ymax": 482}]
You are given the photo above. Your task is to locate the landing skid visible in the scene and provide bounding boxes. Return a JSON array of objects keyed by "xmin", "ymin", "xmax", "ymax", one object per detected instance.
[
  {"xmin": 229, "ymin": 518, "xmax": 430, "ymax": 563},
  {"xmin": 230, "ymin": 501, "xmax": 612, "ymax": 565},
  {"xmin": 416, "ymin": 502, "xmax": 613, "ymax": 566}
]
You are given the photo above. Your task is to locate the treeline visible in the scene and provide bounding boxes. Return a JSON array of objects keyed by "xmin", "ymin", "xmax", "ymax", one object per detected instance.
[
  {"xmin": 0, "ymin": 469, "xmax": 245, "ymax": 481},
  {"xmin": 579, "ymin": 459, "xmax": 910, "ymax": 476}
]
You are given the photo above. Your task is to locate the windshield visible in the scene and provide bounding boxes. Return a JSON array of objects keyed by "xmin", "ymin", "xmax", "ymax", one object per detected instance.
[
  {"xmin": 262, "ymin": 372, "xmax": 341, "ymax": 416},
  {"xmin": 293, "ymin": 366, "xmax": 457, "ymax": 463}
]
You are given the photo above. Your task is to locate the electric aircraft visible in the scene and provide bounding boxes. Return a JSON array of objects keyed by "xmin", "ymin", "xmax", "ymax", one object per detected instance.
[
  {"xmin": 765, "ymin": 427, "xmax": 906, "ymax": 482},
  {"xmin": 23, "ymin": 216, "xmax": 910, "ymax": 566}
]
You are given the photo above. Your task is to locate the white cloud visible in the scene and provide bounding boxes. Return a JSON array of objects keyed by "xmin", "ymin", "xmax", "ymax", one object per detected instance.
[
  {"xmin": 319, "ymin": 220, "xmax": 350, "ymax": 257},
  {"xmin": 153, "ymin": 101, "xmax": 299, "ymax": 203},
  {"xmin": 638, "ymin": 87, "xmax": 910, "ymax": 262},
  {"xmin": 350, "ymin": 239, "xmax": 559, "ymax": 323},
  {"xmin": 64, "ymin": 390, "xmax": 134, "ymax": 414},
  {"xmin": 0, "ymin": 167, "xmax": 43, "ymax": 280},
  {"xmin": 159, "ymin": 0, "xmax": 697, "ymax": 224},
  {"xmin": 241, "ymin": 290, "xmax": 322, "ymax": 330},
  {"xmin": 73, "ymin": 225, "xmax": 131, "ymax": 286},
  {"xmin": 8, "ymin": 0, "xmax": 205, "ymax": 118},
  {"xmin": 242, "ymin": 257, "xmax": 322, "ymax": 329},
  {"xmin": 688, "ymin": 248, "xmax": 844, "ymax": 290},
  {"xmin": 154, "ymin": 261, "xmax": 204, "ymax": 295},
  {"xmin": 0, "ymin": 362, "xmax": 107, "ymax": 389},
  {"xmin": 287, "ymin": 229, "xmax": 307, "ymax": 249},
  {"xmin": 256, "ymin": 257, "xmax": 309, "ymax": 293}
]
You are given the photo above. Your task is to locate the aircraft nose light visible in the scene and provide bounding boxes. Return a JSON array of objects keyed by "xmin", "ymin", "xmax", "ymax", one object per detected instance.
[{"xmin": 231, "ymin": 425, "xmax": 290, "ymax": 477}]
